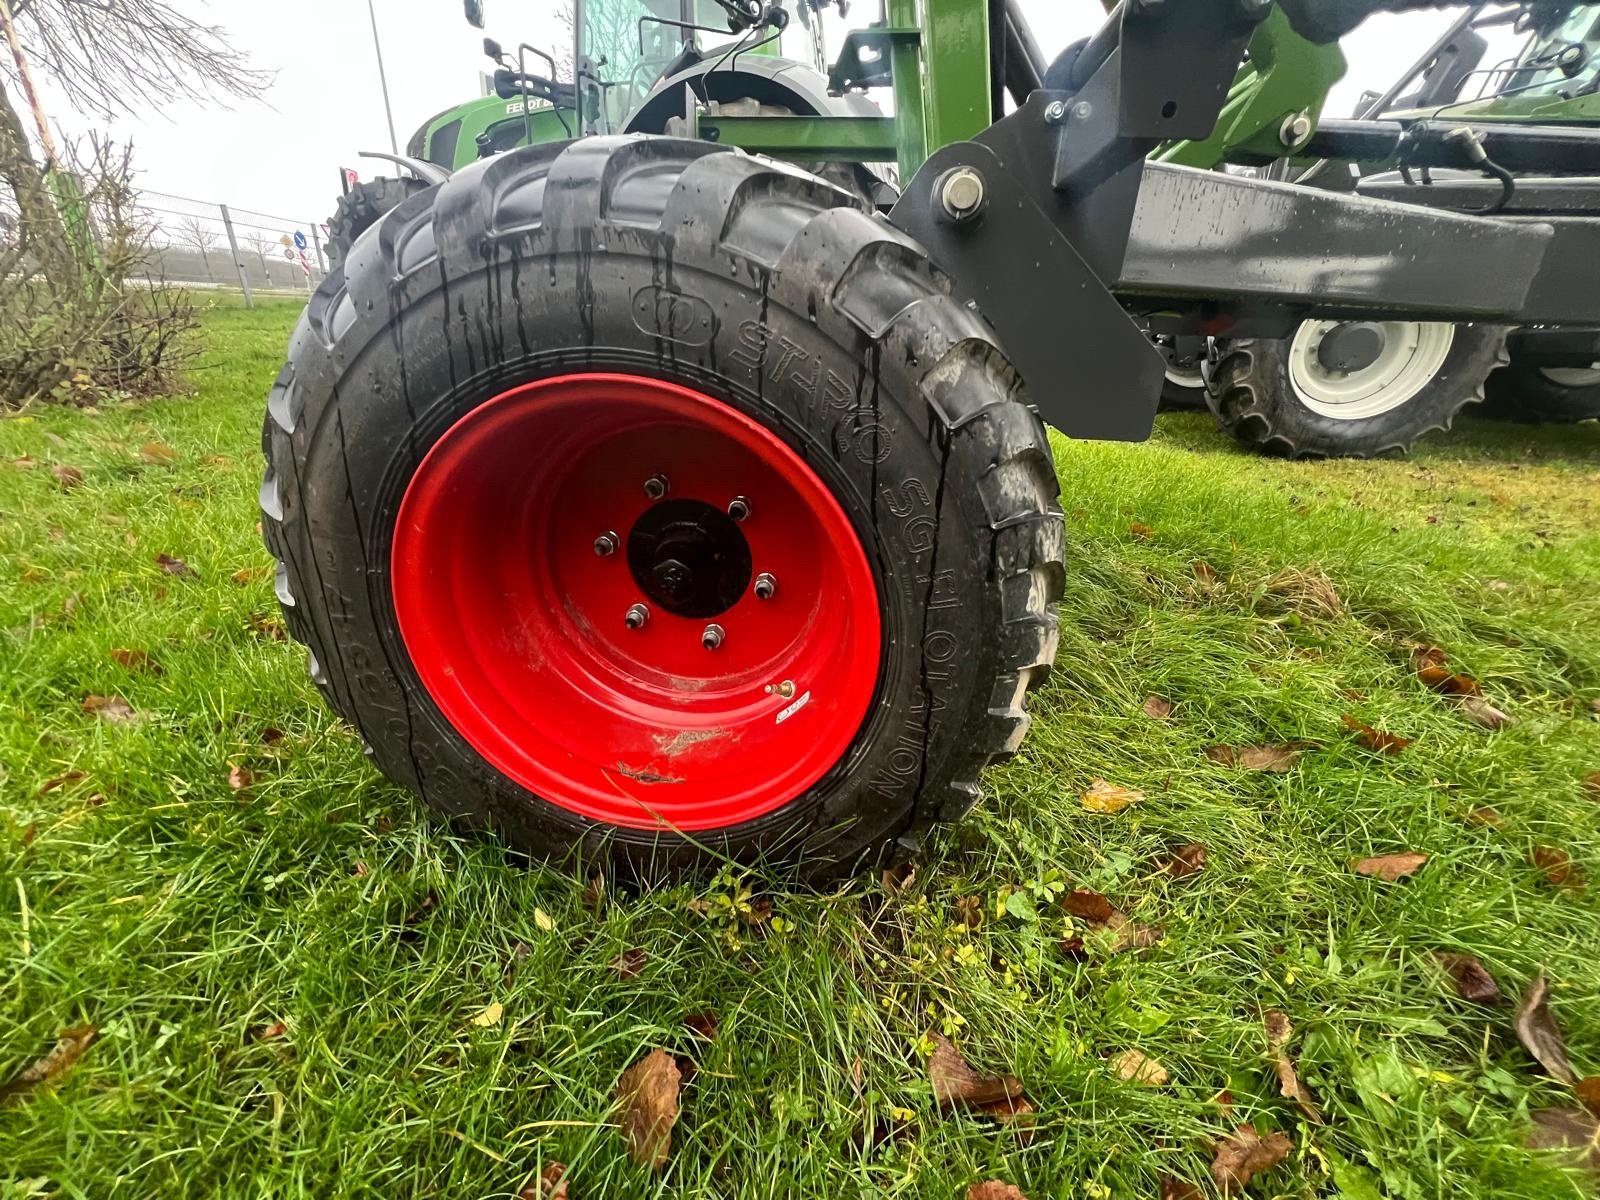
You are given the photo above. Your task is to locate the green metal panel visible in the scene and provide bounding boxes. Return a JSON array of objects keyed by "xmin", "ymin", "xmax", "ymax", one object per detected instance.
[
  {"xmin": 416, "ymin": 94, "xmax": 576, "ymax": 171},
  {"xmin": 1157, "ymin": 8, "xmax": 1345, "ymax": 168},
  {"xmin": 886, "ymin": 0, "xmax": 927, "ymax": 179},
  {"xmin": 920, "ymin": 0, "xmax": 991, "ymax": 151},
  {"xmin": 699, "ymin": 115, "xmax": 898, "ymax": 161}
]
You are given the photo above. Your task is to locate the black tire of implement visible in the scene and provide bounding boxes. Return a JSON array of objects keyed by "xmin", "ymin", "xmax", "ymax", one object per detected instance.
[
  {"xmin": 1204, "ymin": 324, "xmax": 1510, "ymax": 458},
  {"xmin": 324, "ymin": 176, "xmax": 429, "ymax": 271},
  {"xmin": 1481, "ymin": 364, "xmax": 1600, "ymax": 424},
  {"xmin": 260, "ymin": 137, "xmax": 1064, "ymax": 880},
  {"xmin": 1159, "ymin": 375, "xmax": 1209, "ymax": 413}
]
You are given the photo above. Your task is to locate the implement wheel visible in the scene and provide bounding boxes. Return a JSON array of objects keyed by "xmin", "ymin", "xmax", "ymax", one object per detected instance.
[
  {"xmin": 1206, "ymin": 320, "xmax": 1508, "ymax": 458},
  {"xmin": 1481, "ymin": 365, "xmax": 1600, "ymax": 424},
  {"xmin": 260, "ymin": 138, "xmax": 1063, "ymax": 879}
]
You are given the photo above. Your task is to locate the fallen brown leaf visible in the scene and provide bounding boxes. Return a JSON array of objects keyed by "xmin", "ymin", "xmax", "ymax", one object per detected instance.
[
  {"xmin": 953, "ymin": 894, "xmax": 983, "ymax": 928},
  {"xmin": 230, "ymin": 565, "xmax": 270, "ymax": 585},
  {"xmin": 1515, "ymin": 973, "xmax": 1578, "ymax": 1084},
  {"xmin": 683, "ymin": 1011, "xmax": 718, "ymax": 1041},
  {"xmin": 156, "ymin": 552, "xmax": 196, "ymax": 578},
  {"xmin": 257, "ymin": 1020, "xmax": 288, "ymax": 1040},
  {"xmin": 8, "ymin": 455, "xmax": 35, "ymax": 469},
  {"xmin": 1526, "ymin": 1108, "xmax": 1600, "ymax": 1171},
  {"xmin": 1341, "ymin": 714, "xmax": 1412, "ymax": 754},
  {"xmin": 1264, "ymin": 1011, "xmax": 1293, "ymax": 1048},
  {"xmin": 613, "ymin": 1047, "xmax": 680, "ymax": 1170},
  {"xmin": 1433, "ymin": 952, "xmax": 1502, "ymax": 1004},
  {"xmin": 1577, "ymin": 1077, "xmax": 1600, "ymax": 1120},
  {"xmin": 1468, "ymin": 806, "xmax": 1503, "ymax": 827},
  {"xmin": 227, "ymin": 764, "xmax": 254, "ymax": 792},
  {"xmin": 1081, "ymin": 778, "xmax": 1144, "ymax": 813},
  {"xmin": 610, "ymin": 948, "xmax": 646, "ymax": 980},
  {"xmin": 0, "ymin": 1024, "xmax": 100, "ymax": 1101},
  {"xmin": 37, "ymin": 770, "xmax": 86, "ymax": 795},
  {"xmin": 882, "ymin": 861, "xmax": 916, "ymax": 896},
  {"xmin": 1261, "ymin": 1012, "xmax": 1321, "ymax": 1122},
  {"xmin": 929, "ymin": 1034, "xmax": 1023, "ymax": 1110},
  {"xmin": 973, "ymin": 1092, "xmax": 1037, "ymax": 1142},
  {"xmin": 1459, "ymin": 696, "xmax": 1513, "ymax": 730},
  {"xmin": 742, "ymin": 897, "xmax": 773, "ymax": 928},
  {"xmin": 1352, "ymin": 851, "xmax": 1428, "ymax": 881},
  {"xmin": 138, "ymin": 442, "xmax": 179, "ymax": 465},
  {"xmin": 1205, "ymin": 744, "xmax": 1302, "ymax": 773},
  {"xmin": 1110, "ymin": 1048, "xmax": 1169, "ymax": 1086},
  {"xmin": 1192, "ymin": 560, "xmax": 1218, "ymax": 585},
  {"xmin": 1159, "ymin": 1177, "xmax": 1203, "ymax": 1200},
  {"xmin": 1129, "ymin": 522, "xmax": 1154, "ymax": 540},
  {"xmin": 1060, "ymin": 889, "xmax": 1160, "ymax": 955},
  {"xmin": 21, "ymin": 822, "xmax": 38, "ymax": 846},
  {"xmin": 582, "ymin": 873, "xmax": 606, "ymax": 911},
  {"xmin": 81, "ymin": 694, "xmax": 136, "ymax": 724},
  {"xmin": 1211, "ymin": 1124, "xmax": 1293, "ymax": 1193},
  {"xmin": 1062, "ymin": 889, "xmax": 1118, "ymax": 923},
  {"xmin": 51, "ymin": 464, "xmax": 84, "ymax": 490},
  {"xmin": 261, "ymin": 727, "xmax": 285, "ymax": 746},
  {"xmin": 247, "ymin": 612, "xmax": 286, "ymax": 640},
  {"xmin": 1142, "ymin": 694, "xmax": 1175, "ymax": 720},
  {"xmin": 1155, "ymin": 842, "xmax": 1207, "ymax": 879},
  {"xmin": 109, "ymin": 647, "xmax": 162, "ymax": 674},
  {"xmin": 1411, "ymin": 646, "xmax": 1482, "ymax": 696},
  {"xmin": 1533, "ymin": 846, "xmax": 1587, "ymax": 892},
  {"xmin": 517, "ymin": 1161, "xmax": 570, "ymax": 1200},
  {"xmin": 1586, "ymin": 771, "xmax": 1600, "ymax": 800},
  {"xmin": 969, "ymin": 1183, "xmax": 1028, "ymax": 1200}
]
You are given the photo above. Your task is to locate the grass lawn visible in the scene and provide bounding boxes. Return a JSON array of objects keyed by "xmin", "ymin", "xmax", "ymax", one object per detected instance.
[{"xmin": 3, "ymin": 296, "xmax": 1599, "ymax": 1199}]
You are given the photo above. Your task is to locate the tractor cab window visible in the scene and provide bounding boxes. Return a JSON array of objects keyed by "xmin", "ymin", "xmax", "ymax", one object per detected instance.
[{"xmin": 1498, "ymin": 9, "xmax": 1600, "ymax": 98}]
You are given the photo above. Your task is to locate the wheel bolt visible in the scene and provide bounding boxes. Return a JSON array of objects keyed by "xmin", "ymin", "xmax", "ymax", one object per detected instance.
[
  {"xmin": 594, "ymin": 531, "xmax": 619, "ymax": 556},
  {"xmin": 644, "ymin": 474, "xmax": 670, "ymax": 500},
  {"xmin": 753, "ymin": 572, "xmax": 777, "ymax": 600},
  {"xmin": 727, "ymin": 496, "xmax": 752, "ymax": 521},
  {"xmin": 625, "ymin": 603, "xmax": 649, "ymax": 630},
  {"xmin": 701, "ymin": 623, "xmax": 724, "ymax": 650}
]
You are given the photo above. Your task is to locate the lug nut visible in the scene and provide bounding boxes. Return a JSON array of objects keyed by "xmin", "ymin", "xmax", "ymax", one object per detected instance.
[
  {"xmin": 593, "ymin": 531, "xmax": 619, "ymax": 556},
  {"xmin": 727, "ymin": 496, "xmax": 752, "ymax": 521},
  {"xmin": 701, "ymin": 623, "xmax": 724, "ymax": 650},
  {"xmin": 753, "ymin": 572, "xmax": 777, "ymax": 600},
  {"xmin": 643, "ymin": 474, "xmax": 670, "ymax": 500},
  {"xmin": 625, "ymin": 603, "xmax": 649, "ymax": 630}
]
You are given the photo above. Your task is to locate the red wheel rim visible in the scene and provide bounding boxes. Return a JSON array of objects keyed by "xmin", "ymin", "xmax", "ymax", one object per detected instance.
[{"xmin": 391, "ymin": 373, "xmax": 882, "ymax": 832}]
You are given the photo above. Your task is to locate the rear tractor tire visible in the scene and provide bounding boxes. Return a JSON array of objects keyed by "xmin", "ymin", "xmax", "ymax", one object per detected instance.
[
  {"xmin": 260, "ymin": 138, "xmax": 1064, "ymax": 880},
  {"xmin": 324, "ymin": 175, "xmax": 429, "ymax": 271},
  {"xmin": 1205, "ymin": 319, "xmax": 1509, "ymax": 458}
]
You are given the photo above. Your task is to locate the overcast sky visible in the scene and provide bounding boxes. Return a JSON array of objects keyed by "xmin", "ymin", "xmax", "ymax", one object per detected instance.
[{"xmin": 27, "ymin": 1, "xmax": 1515, "ymax": 229}]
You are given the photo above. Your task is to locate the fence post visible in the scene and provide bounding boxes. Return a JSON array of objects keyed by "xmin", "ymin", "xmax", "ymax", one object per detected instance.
[
  {"xmin": 310, "ymin": 221, "xmax": 328, "ymax": 276},
  {"xmin": 218, "ymin": 203, "xmax": 255, "ymax": 309}
]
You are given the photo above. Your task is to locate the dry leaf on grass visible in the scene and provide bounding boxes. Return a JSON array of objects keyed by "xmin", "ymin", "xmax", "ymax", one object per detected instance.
[
  {"xmin": 1205, "ymin": 744, "xmax": 1302, "ymax": 773},
  {"xmin": 1526, "ymin": 1108, "xmax": 1600, "ymax": 1171},
  {"xmin": 1411, "ymin": 646, "xmax": 1482, "ymax": 696},
  {"xmin": 1159, "ymin": 1177, "xmax": 1203, "ymax": 1200},
  {"xmin": 1433, "ymin": 952, "xmax": 1502, "ymax": 1004},
  {"xmin": 953, "ymin": 895, "xmax": 984, "ymax": 928},
  {"xmin": 1264, "ymin": 1011, "xmax": 1293, "ymax": 1048},
  {"xmin": 1459, "ymin": 696, "xmax": 1513, "ymax": 730},
  {"xmin": 582, "ymin": 873, "xmax": 606, "ymax": 911},
  {"xmin": 1192, "ymin": 560, "xmax": 1219, "ymax": 585},
  {"xmin": 683, "ymin": 1011, "xmax": 718, "ymax": 1041},
  {"xmin": 1060, "ymin": 889, "xmax": 1160, "ymax": 955},
  {"xmin": 1516, "ymin": 974, "xmax": 1578, "ymax": 1084},
  {"xmin": 1154, "ymin": 843, "xmax": 1207, "ymax": 879},
  {"xmin": 1341, "ymin": 715, "xmax": 1412, "ymax": 754},
  {"xmin": 1211, "ymin": 1124, "xmax": 1293, "ymax": 1193},
  {"xmin": 1533, "ymin": 846, "xmax": 1587, "ymax": 892},
  {"xmin": 37, "ymin": 770, "xmax": 86, "ymax": 795},
  {"xmin": 1468, "ymin": 806, "xmax": 1503, "ymax": 827},
  {"xmin": 1081, "ymin": 779, "xmax": 1144, "ymax": 813},
  {"xmin": 974, "ymin": 1093, "xmax": 1037, "ymax": 1142},
  {"xmin": 517, "ymin": 1161, "xmax": 570, "ymax": 1200},
  {"xmin": 1262, "ymin": 1012, "xmax": 1320, "ymax": 1122},
  {"xmin": 81, "ymin": 694, "xmax": 137, "ymax": 724},
  {"xmin": 610, "ymin": 948, "xmax": 646, "ymax": 980},
  {"xmin": 138, "ymin": 442, "xmax": 179, "ymax": 465},
  {"xmin": 1142, "ymin": 695, "xmax": 1175, "ymax": 720},
  {"xmin": 0, "ymin": 1024, "xmax": 100, "ymax": 1102},
  {"xmin": 882, "ymin": 861, "xmax": 916, "ymax": 896},
  {"xmin": 470, "ymin": 1002, "xmax": 503, "ymax": 1028},
  {"xmin": 614, "ymin": 1047, "xmax": 680, "ymax": 1169},
  {"xmin": 1129, "ymin": 522, "xmax": 1154, "ymax": 540},
  {"xmin": 1352, "ymin": 851, "xmax": 1428, "ymax": 881},
  {"xmin": 227, "ymin": 765, "xmax": 254, "ymax": 792},
  {"xmin": 1063, "ymin": 889, "xmax": 1118, "ymax": 923},
  {"xmin": 156, "ymin": 552, "xmax": 196, "ymax": 578},
  {"xmin": 1577, "ymin": 1077, "xmax": 1600, "ymax": 1120},
  {"xmin": 51, "ymin": 464, "xmax": 84, "ymax": 490},
  {"xmin": 1261, "ymin": 566, "xmax": 1342, "ymax": 619},
  {"xmin": 1586, "ymin": 771, "xmax": 1600, "ymax": 800},
  {"xmin": 969, "ymin": 1183, "xmax": 1028, "ymax": 1200},
  {"xmin": 110, "ymin": 648, "xmax": 161, "ymax": 673},
  {"xmin": 929, "ymin": 1034, "xmax": 1023, "ymax": 1110},
  {"xmin": 1110, "ymin": 1049, "xmax": 1169, "ymax": 1086}
]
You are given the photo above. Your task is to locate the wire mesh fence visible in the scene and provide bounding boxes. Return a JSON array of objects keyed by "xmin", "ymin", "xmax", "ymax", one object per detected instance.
[{"xmin": 137, "ymin": 189, "xmax": 330, "ymax": 301}]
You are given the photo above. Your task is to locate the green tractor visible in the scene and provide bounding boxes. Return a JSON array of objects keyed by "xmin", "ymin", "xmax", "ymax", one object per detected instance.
[
  {"xmin": 266, "ymin": 0, "xmax": 1600, "ymax": 879},
  {"xmin": 1164, "ymin": 2, "xmax": 1600, "ymax": 454}
]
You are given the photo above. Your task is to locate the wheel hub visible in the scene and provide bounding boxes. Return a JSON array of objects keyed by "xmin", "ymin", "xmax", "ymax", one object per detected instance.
[
  {"xmin": 627, "ymin": 498, "xmax": 752, "ymax": 618},
  {"xmin": 1288, "ymin": 320, "xmax": 1456, "ymax": 421},
  {"xmin": 389, "ymin": 373, "xmax": 882, "ymax": 832},
  {"xmin": 1315, "ymin": 322, "xmax": 1387, "ymax": 374}
]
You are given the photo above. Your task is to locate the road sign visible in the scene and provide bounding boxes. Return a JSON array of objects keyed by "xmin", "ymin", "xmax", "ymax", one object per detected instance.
[
  {"xmin": 283, "ymin": 247, "xmax": 295, "ymax": 259},
  {"xmin": 292, "ymin": 230, "xmax": 307, "ymax": 250}
]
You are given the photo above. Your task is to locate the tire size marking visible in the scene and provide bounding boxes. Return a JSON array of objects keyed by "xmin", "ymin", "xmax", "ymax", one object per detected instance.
[{"xmin": 775, "ymin": 689, "xmax": 812, "ymax": 725}]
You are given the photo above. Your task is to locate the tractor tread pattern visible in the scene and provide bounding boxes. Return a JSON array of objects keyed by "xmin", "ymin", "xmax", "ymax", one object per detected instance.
[{"xmin": 261, "ymin": 137, "xmax": 1063, "ymax": 873}]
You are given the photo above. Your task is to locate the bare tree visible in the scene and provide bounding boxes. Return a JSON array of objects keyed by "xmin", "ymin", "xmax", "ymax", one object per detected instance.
[
  {"xmin": 244, "ymin": 228, "xmax": 275, "ymax": 283},
  {"xmin": 176, "ymin": 214, "xmax": 216, "ymax": 279}
]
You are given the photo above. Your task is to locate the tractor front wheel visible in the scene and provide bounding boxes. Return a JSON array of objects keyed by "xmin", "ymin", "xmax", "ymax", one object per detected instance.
[
  {"xmin": 324, "ymin": 175, "xmax": 429, "ymax": 271},
  {"xmin": 260, "ymin": 138, "xmax": 1063, "ymax": 879},
  {"xmin": 1206, "ymin": 320, "xmax": 1508, "ymax": 458}
]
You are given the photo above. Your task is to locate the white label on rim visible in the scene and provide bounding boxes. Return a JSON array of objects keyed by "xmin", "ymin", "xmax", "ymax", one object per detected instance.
[{"xmin": 775, "ymin": 690, "xmax": 812, "ymax": 725}]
